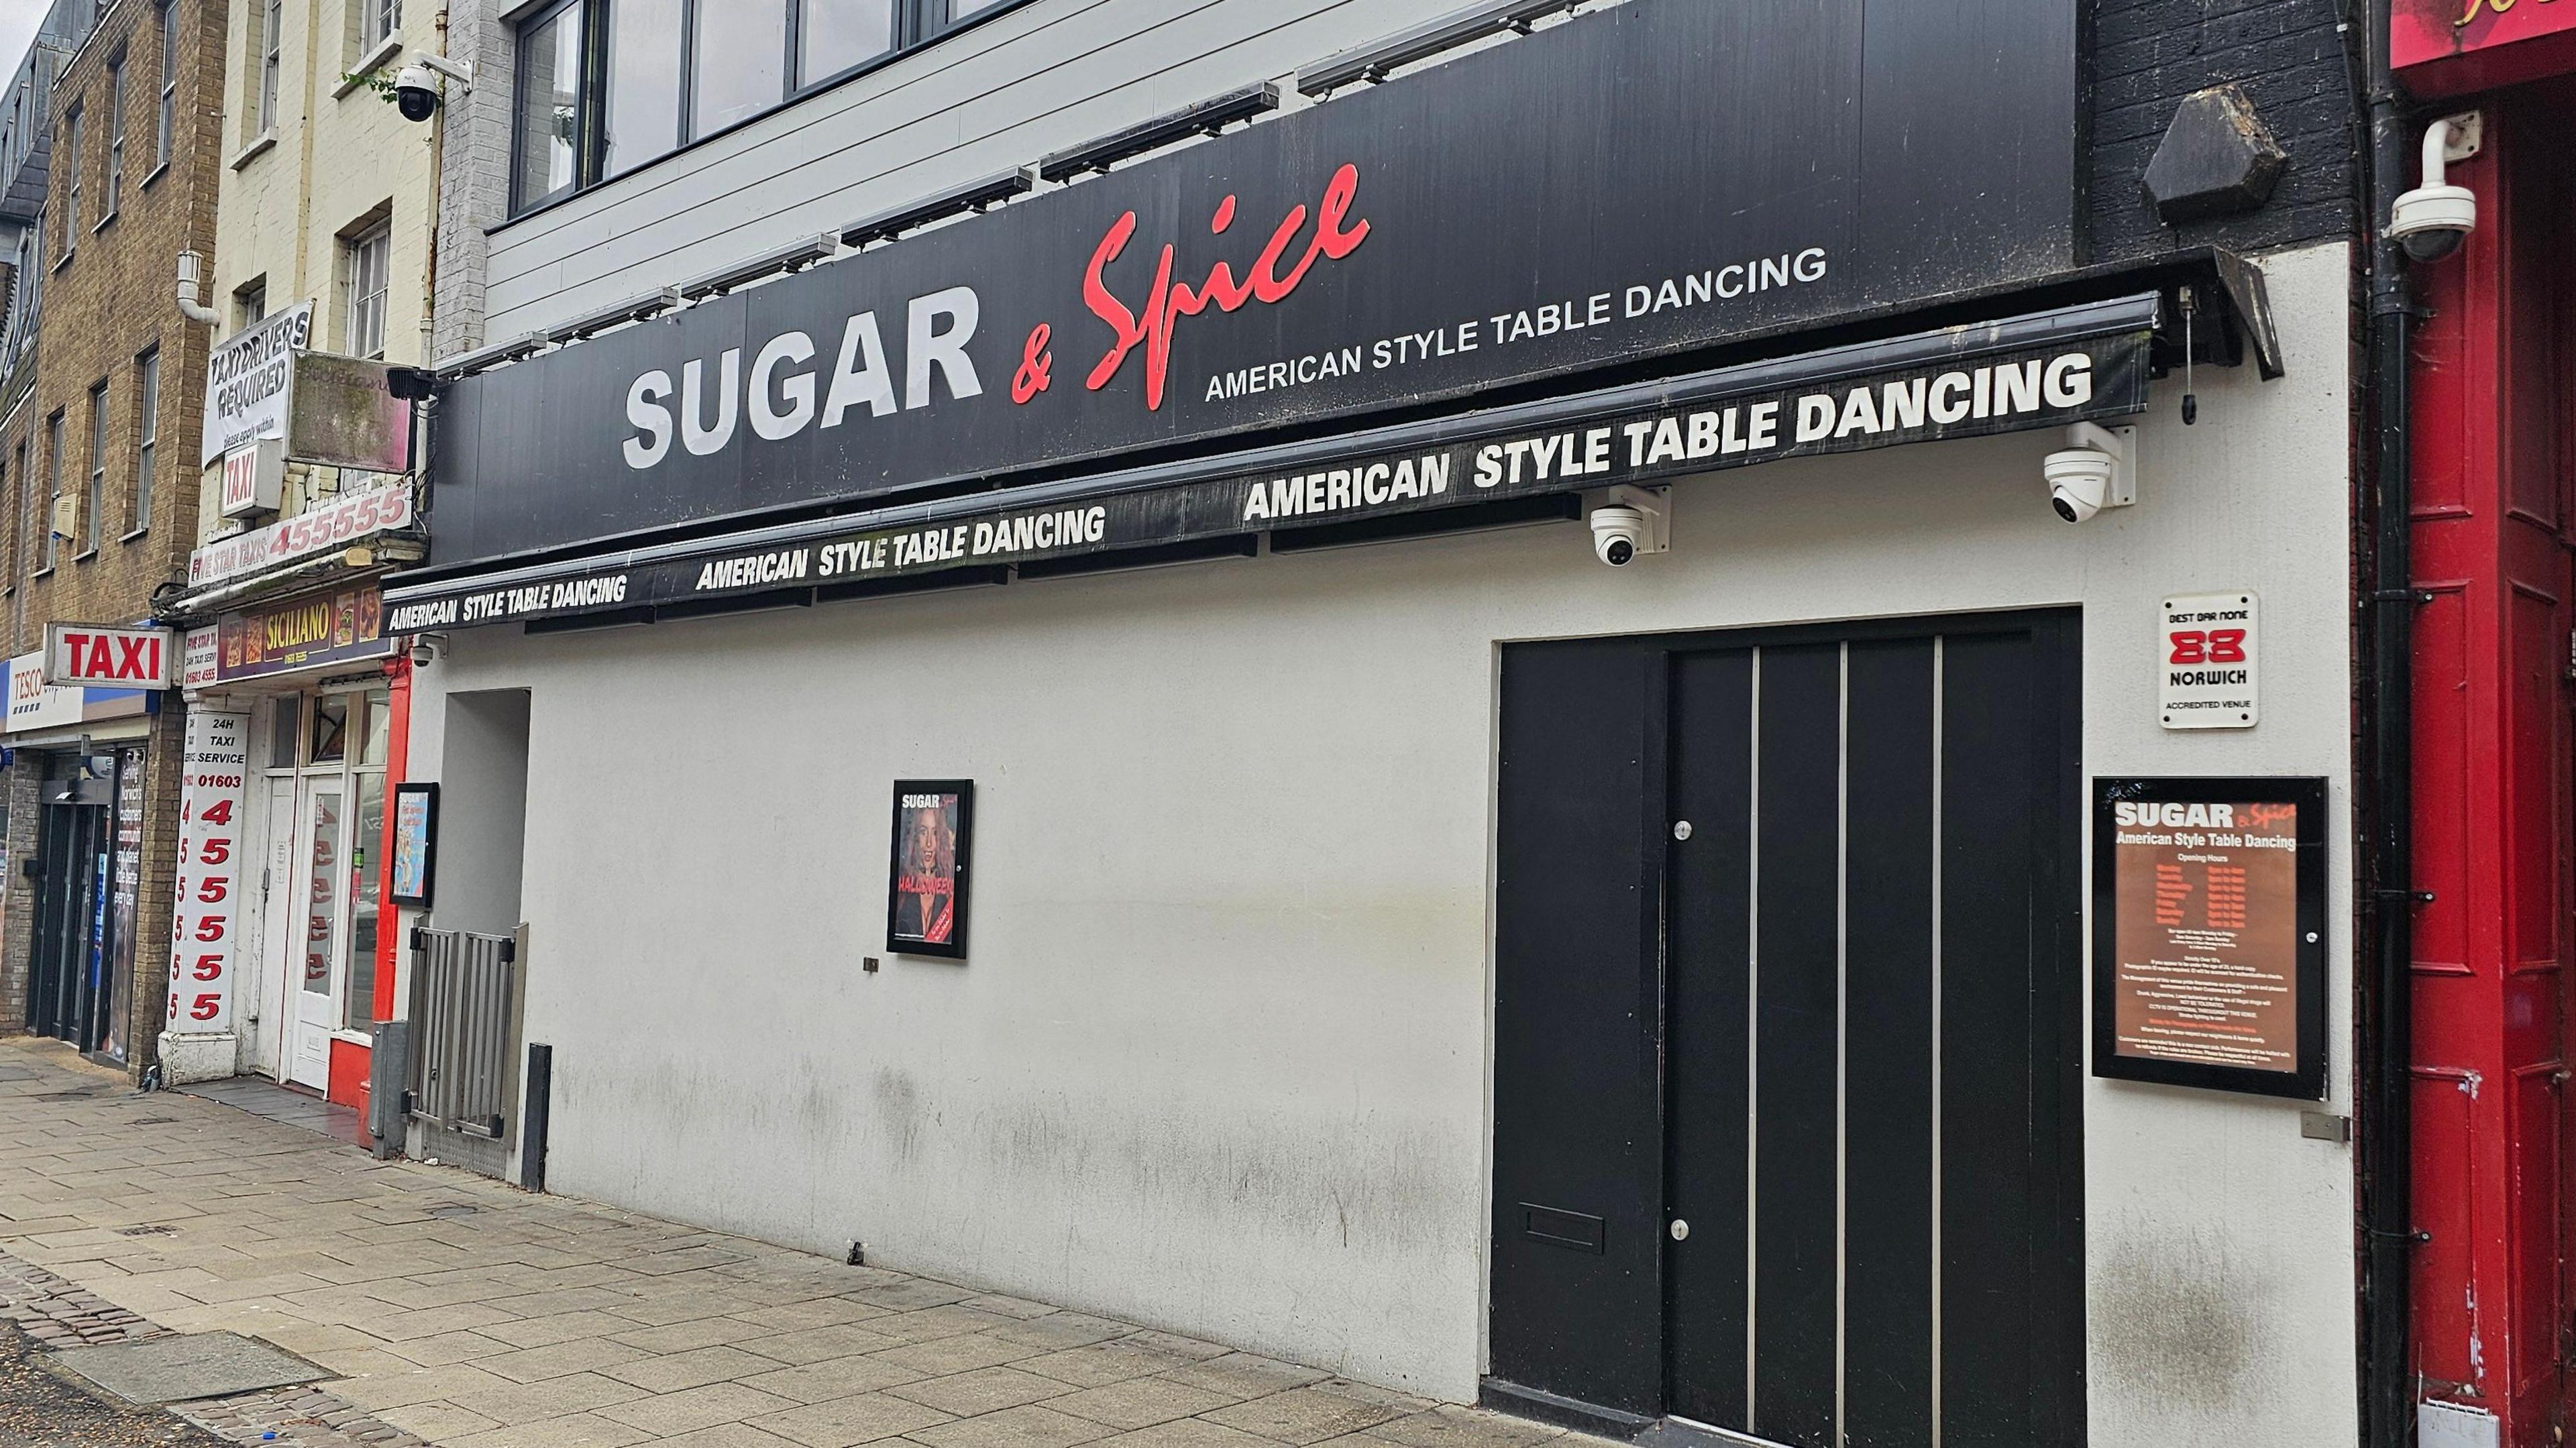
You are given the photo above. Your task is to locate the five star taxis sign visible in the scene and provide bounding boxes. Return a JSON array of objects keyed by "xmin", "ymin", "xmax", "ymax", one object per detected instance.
[
  {"xmin": 42, "ymin": 624, "xmax": 174, "ymax": 689},
  {"xmin": 2160, "ymin": 592, "xmax": 2258, "ymax": 730}
]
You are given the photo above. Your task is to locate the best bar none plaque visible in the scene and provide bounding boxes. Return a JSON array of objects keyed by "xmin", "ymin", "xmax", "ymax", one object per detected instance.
[{"xmin": 2092, "ymin": 776, "xmax": 2327, "ymax": 1099}]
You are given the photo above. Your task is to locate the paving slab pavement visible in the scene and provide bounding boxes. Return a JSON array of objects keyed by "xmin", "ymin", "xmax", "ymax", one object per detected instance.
[{"xmin": 0, "ymin": 1041, "xmax": 1596, "ymax": 1448}]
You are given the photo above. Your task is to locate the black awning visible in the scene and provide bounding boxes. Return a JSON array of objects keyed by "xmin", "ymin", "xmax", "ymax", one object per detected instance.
[{"xmin": 386, "ymin": 291, "xmax": 2160, "ymax": 634}]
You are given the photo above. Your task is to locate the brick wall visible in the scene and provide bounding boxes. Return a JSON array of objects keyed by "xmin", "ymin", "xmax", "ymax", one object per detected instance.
[
  {"xmin": 2089, "ymin": 0, "xmax": 2361, "ymax": 262},
  {"xmin": 429, "ymin": 0, "xmax": 507, "ymax": 362},
  {"xmin": 0, "ymin": 0, "xmax": 233, "ymax": 1072}
]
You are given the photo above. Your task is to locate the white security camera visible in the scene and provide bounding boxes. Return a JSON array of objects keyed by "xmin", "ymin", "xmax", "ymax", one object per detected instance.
[
  {"xmin": 1586, "ymin": 484, "xmax": 1670, "ymax": 566},
  {"xmin": 2390, "ymin": 113, "xmax": 2479, "ymax": 264},
  {"xmin": 394, "ymin": 53, "xmax": 475, "ymax": 123},
  {"xmin": 2043, "ymin": 421, "xmax": 2137, "ymax": 524}
]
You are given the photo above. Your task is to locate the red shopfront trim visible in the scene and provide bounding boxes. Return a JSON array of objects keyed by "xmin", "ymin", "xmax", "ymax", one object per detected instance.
[
  {"xmin": 2405, "ymin": 85, "xmax": 2576, "ymax": 1446},
  {"xmin": 322, "ymin": 655, "xmax": 413, "ymax": 1114}
]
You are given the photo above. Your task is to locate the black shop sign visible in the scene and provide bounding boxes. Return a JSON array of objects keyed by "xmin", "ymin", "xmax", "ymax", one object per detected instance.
[{"xmin": 429, "ymin": 0, "xmax": 2078, "ymax": 567}]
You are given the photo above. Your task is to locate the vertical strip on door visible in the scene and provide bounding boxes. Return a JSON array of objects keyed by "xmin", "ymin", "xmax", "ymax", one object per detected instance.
[
  {"xmin": 1746, "ymin": 646, "xmax": 1762, "ymax": 1431},
  {"xmin": 1835, "ymin": 644, "xmax": 1849, "ymax": 1448},
  {"xmin": 1931, "ymin": 636, "xmax": 1945, "ymax": 1448}
]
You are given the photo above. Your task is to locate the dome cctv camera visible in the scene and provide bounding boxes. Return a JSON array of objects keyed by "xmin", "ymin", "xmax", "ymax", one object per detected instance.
[
  {"xmin": 1592, "ymin": 506, "xmax": 1646, "ymax": 566},
  {"xmin": 394, "ymin": 64, "xmax": 440, "ymax": 122},
  {"xmin": 392, "ymin": 54, "xmax": 474, "ymax": 123},
  {"xmin": 1585, "ymin": 486, "xmax": 1668, "ymax": 566},
  {"xmin": 2389, "ymin": 114, "xmax": 2478, "ymax": 264},
  {"xmin": 2043, "ymin": 421, "xmax": 2137, "ymax": 524}
]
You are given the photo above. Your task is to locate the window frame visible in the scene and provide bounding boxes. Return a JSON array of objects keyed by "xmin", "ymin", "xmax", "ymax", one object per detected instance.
[
  {"xmin": 343, "ymin": 221, "xmax": 392, "ymax": 359},
  {"xmin": 360, "ymin": 0, "xmax": 400, "ymax": 50},
  {"xmin": 131, "ymin": 348, "xmax": 158, "ymax": 536},
  {"xmin": 83, "ymin": 380, "xmax": 107, "ymax": 555},
  {"xmin": 41, "ymin": 412, "xmax": 63, "ymax": 572},
  {"xmin": 257, "ymin": 0, "xmax": 282, "ymax": 135},
  {"xmin": 103, "ymin": 53, "xmax": 125, "ymax": 219},
  {"xmin": 155, "ymin": 0, "xmax": 177, "ymax": 174},
  {"xmin": 59, "ymin": 105, "xmax": 80, "ymax": 241},
  {"xmin": 505, "ymin": 0, "xmax": 1038, "ymax": 221}
]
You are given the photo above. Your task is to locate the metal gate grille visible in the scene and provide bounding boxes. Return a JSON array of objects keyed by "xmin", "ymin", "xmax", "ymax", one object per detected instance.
[{"xmin": 409, "ymin": 928, "xmax": 517, "ymax": 1139}]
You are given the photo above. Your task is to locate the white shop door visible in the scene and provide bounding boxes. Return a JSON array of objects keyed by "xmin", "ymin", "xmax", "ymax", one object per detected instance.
[{"xmin": 284, "ymin": 779, "xmax": 347, "ymax": 1091}]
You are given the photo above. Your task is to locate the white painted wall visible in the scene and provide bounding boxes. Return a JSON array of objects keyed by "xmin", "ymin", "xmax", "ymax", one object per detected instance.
[
  {"xmin": 468, "ymin": 0, "xmax": 1529, "ymax": 342},
  {"xmin": 410, "ymin": 241, "xmax": 2357, "ymax": 1444}
]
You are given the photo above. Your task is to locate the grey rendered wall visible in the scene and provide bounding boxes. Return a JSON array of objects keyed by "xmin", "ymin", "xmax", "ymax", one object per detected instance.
[{"xmin": 415, "ymin": 241, "xmax": 2360, "ymax": 1444}]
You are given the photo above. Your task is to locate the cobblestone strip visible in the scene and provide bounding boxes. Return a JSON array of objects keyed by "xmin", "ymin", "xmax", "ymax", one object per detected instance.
[
  {"xmin": 0, "ymin": 1247, "xmax": 427, "ymax": 1448},
  {"xmin": 0, "ymin": 1244, "xmax": 166, "ymax": 1346},
  {"xmin": 180, "ymin": 1386, "xmax": 431, "ymax": 1447}
]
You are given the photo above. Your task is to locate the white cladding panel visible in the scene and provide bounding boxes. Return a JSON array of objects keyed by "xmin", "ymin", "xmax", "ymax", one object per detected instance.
[
  {"xmin": 479, "ymin": 0, "xmax": 1489, "ymax": 341},
  {"xmin": 417, "ymin": 245, "xmax": 2357, "ymax": 1443}
]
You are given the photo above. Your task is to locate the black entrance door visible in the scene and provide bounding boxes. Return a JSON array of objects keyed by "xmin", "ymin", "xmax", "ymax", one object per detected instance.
[
  {"xmin": 1490, "ymin": 612, "xmax": 2082, "ymax": 1447},
  {"xmin": 27, "ymin": 757, "xmax": 117, "ymax": 1051}
]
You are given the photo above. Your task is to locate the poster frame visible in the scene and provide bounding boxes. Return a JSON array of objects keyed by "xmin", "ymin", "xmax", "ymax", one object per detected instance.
[
  {"xmin": 390, "ymin": 781, "xmax": 439, "ymax": 909},
  {"xmin": 885, "ymin": 779, "xmax": 974, "ymax": 960},
  {"xmin": 2091, "ymin": 775, "xmax": 2328, "ymax": 1100}
]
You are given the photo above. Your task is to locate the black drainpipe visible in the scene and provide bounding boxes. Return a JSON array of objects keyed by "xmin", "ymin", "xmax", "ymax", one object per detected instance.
[{"xmin": 2359, "ymin": 0, "xmax": 2418, "ymax": 1441}]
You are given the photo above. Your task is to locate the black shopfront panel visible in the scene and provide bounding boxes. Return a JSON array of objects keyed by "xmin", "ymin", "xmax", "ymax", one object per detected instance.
[{"xmin": 1492, "ymin": 614, "xmax": 2084, "ymax": 1446}]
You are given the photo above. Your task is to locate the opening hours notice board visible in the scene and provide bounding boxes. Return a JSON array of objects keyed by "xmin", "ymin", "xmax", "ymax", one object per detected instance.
[{"xmin": 2092, "ymin": 777, "xmax": 2327, "ymax": 1100}]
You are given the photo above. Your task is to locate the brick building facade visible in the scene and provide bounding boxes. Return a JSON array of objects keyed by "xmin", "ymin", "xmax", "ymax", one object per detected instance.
[{"xmin": 0, "ymin": 0, "xmax": 231, "ymax": 1076}]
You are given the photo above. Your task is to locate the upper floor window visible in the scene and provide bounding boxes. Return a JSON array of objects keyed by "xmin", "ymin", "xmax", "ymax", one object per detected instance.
[
  {"xmin": 60, "ymin": 107, "xmax": 80, "ymax": 239},
  {"xmin": 83, "ymin": 380, "xmax": 107, "ymax": 553},
  {"xmin": 343, "ymin": 221, "xmax": 390, "ymax": 359},
  {"xmin": 133, "ymin": 348, "xmax": 159, "ymax": 533},
  {"xmin": 511, "ymin": 0, "xmax": 1023, "ymax": 216},
  {"xmin": 104, "ymin": 56, "xmax": 125, "ymax": 216},
  {"xmin": 156, "ymin": 1, "xmax": 178, "ymax": 170},
  {"xmin": 42, "ymin": 411, "xmax": 62, "ymax": 570},
  {"xmin": 257, "ymin": 0, "xmax": 282, "ymax": 133},
  {"xmin": 360, "ymin": 0, "xmax": 400, "ymax": 51}
]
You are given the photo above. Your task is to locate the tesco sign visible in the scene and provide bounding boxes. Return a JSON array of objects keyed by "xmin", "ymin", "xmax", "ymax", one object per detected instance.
[{"xmin": 44, "ymin": 624, "xmax": 174, "ymax": 689}]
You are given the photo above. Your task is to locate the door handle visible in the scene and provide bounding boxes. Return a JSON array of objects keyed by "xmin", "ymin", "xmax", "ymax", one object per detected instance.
[{"xmin": 1669, "ymin": 1219, "xmax": 1690, "ymax": 1241}]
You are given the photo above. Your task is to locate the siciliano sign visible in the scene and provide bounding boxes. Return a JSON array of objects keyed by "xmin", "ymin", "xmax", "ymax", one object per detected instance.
[{"xmin": 429, "ymin": 0, "xmax": 2078, "ymax": 569}]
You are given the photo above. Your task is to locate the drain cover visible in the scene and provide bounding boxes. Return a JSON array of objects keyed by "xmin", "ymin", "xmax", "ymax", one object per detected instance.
[
  {"xmin": 48, "ymin": 1332, "xmax": 328, "ymax": 1404},
  {"xmin": 425, "ymin": 1203, "xmax": 479, "ymax": 1219},
  {"xmin": 129, "ymin": 1116, "xmax": 179, "ymax": 1125},
  {"xmin": 114, "ymin": 1225, "xmax": 177, "ymax": 1237}
]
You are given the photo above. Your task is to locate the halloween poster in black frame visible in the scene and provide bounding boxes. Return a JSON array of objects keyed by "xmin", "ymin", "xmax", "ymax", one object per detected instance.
[
  {"xmin": 2092, "ymin": 775, "xmax": 2327, "ymax": 1099},
  {"xmin": 887, "ymin": 781, "xmax": 973, "ymax": 959}
]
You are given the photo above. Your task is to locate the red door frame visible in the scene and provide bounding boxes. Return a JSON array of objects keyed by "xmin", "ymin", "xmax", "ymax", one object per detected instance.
[
  {"xmin": 2405, "ymin": 81, "xmax": 2576, "ymax": 1445},
  {"xmin": 322, "ymin": 655, "xmax": 412, "ymax": 1112}
]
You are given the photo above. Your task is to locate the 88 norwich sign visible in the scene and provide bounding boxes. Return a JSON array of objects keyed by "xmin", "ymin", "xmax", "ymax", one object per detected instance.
[
  {"xmin": 427, "ymin": 0, "xmax": 2077, "ymax": 568},
  {"xmin": 391, "ymin": 317, "xmax": 2150, "ymax": 632}
]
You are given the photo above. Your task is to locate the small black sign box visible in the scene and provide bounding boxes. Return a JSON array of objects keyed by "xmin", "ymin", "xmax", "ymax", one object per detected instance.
[
  {"xmin": 429, "ymin": 0, "xmax": 2076, "ymax": 567},
  {"xmin": 2092, "ymin": 777, "xmax": 2328, "ymax": 1101}
]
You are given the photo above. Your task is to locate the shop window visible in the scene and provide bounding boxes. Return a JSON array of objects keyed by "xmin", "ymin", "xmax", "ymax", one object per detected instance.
[
  {"xmin": 312, "ymin": 695, "xmax": 350, "ymax": 763},
  {"xmin": 269, "ymin": 697, "xmax": 301, "ymax": 767},
  {"xmin": 358, "ymin": 691, "xmax": 389, "ymax": 767},
  {"xmin": 511, "ymin": 0, "xmax": 1023, "ymax": 216},
  {"xmin": 345, "ymin": 770, "xmax": 383, "ymax": 1029}
]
